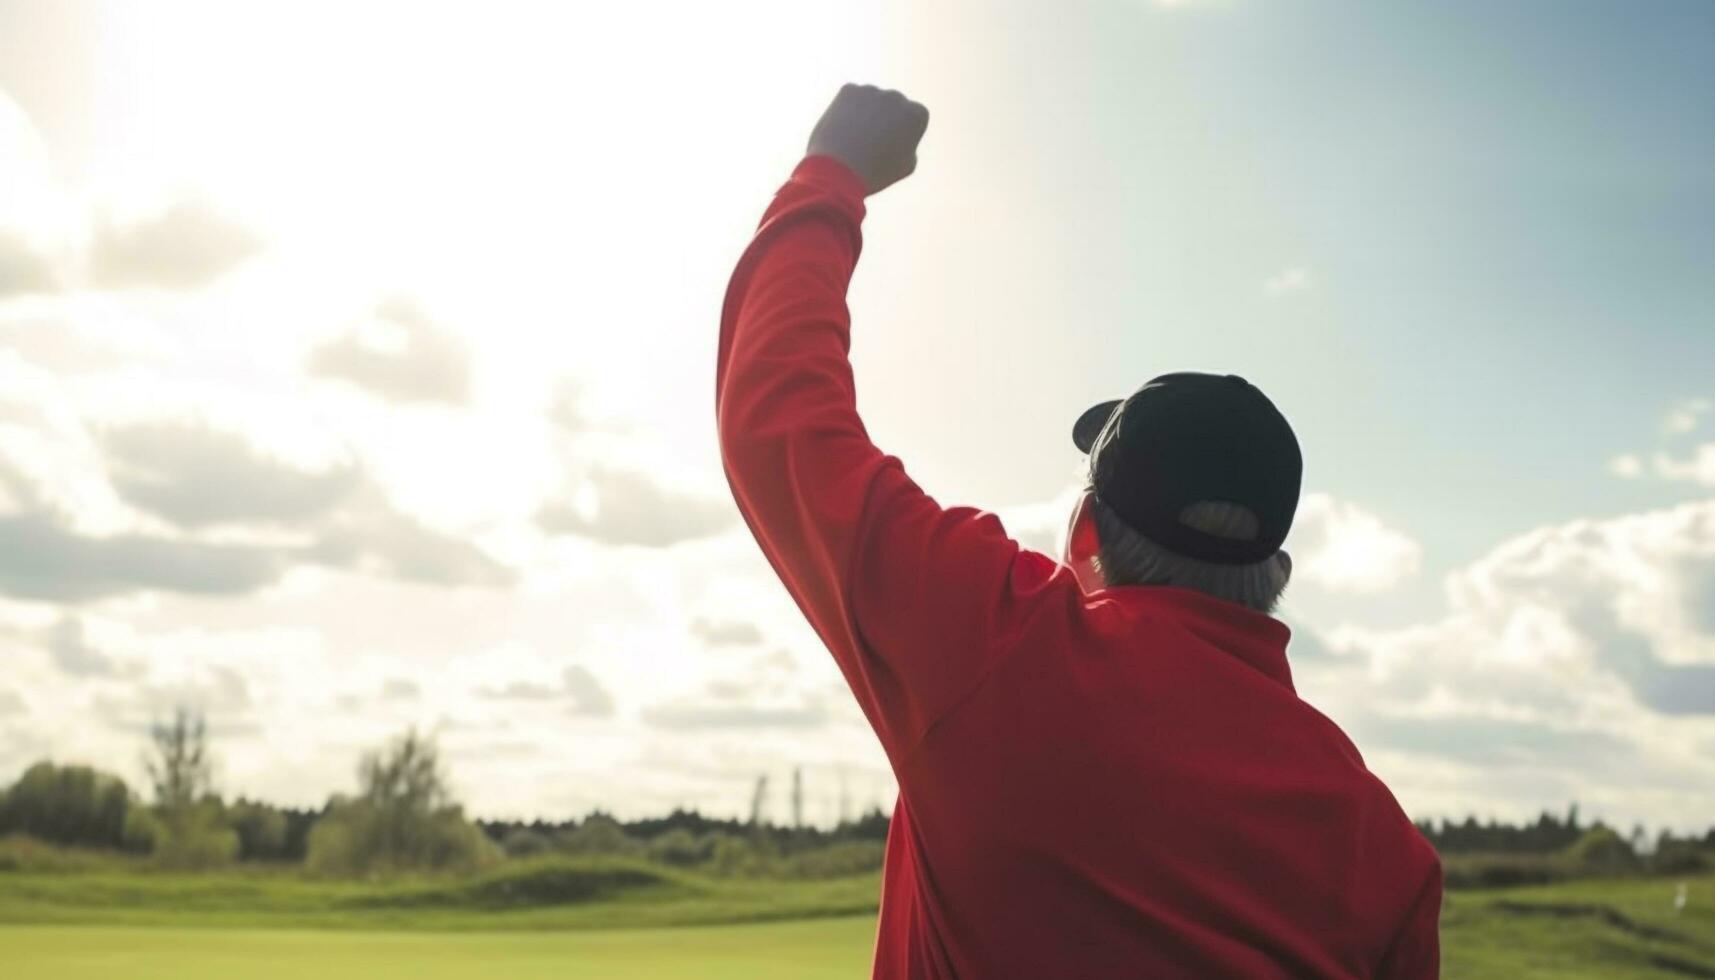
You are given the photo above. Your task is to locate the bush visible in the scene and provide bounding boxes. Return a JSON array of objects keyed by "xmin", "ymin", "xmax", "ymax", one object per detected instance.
[
  {"xmin": 304, "ymin": 809, "xmax": 357, "ymax": 874},
  {"xmin": 1441, "ymin": 852, "xmax": 1573, "ymax": 889},
  {"xmin": 459, "ymin": 860, "xmax": 667, "ymax": 907},
  {"xmin": 151, "ymin": 801, "xmax": 239, "ymax": 870},
  {"xmin": 639, "ymin": 831, "xmax": 885, "ymax": 879},
  {"xmin": 153, "ymin": 820, "xmax": 239, "ymax": 869},
  {"xmin": 350, "ymin": 857, "xmax": 674, "ymax": 909},
  {"xmin": 557, "ymin": 814, "xmax": 640, "ymax": 857},
  {"xmin": 306, "ymin": 800, "xmax": 498, "ymax": 876},
  {"xmin": 1649, "ymin": 841, "xmax": 1710, "ymax": 876},
  {"xmin": 1567, "ymin": 827, "xmax": 1639, "ymax": 875},
  {"xmin": 645, "ymin": 828, "xmax": 716, "ymax": 867},
  {"xmin": 122, "ymin": 807, "xmax": 165, "ymax": 855},
  {"xmin": 501, "ymin": 828, "xmax": 555, "ymax": 859},
  {"xmin": 305, "ymin": 729, "xmax": 501, "ymax": 877},
  {"xmin": 707, "ymin": 833, "xmax": 765, "ymax": 876},
  {"xmin": 778, "ymin": 839, "xmax": 886, "ymax": 879}
]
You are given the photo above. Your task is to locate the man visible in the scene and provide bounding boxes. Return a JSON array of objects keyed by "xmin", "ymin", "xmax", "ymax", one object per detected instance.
[{"xmin": 717, "ymin": 83, "xmax": 1441, "ymax": 979}]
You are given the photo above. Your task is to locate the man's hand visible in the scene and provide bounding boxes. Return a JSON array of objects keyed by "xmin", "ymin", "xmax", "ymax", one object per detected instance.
[{"xmin": 806, "ymin": 83, "xmax": 930, "ymax": 196}]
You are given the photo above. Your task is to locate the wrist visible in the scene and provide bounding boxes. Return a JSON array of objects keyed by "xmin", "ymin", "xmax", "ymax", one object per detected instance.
[{"xmin": 795, "ymin": 153, "xmax": 872, "ymax": 200}]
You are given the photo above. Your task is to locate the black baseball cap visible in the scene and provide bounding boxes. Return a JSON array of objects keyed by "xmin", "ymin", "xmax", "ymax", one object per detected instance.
[{"xmin": 1072, "ymin": 372, "xmax": 1302, "ymax": 565}]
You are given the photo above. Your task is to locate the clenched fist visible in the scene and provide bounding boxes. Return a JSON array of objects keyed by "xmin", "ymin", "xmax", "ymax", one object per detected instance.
[{"xmin": 806, "ymin": 83, "xmax": 930, "ymax": 196}]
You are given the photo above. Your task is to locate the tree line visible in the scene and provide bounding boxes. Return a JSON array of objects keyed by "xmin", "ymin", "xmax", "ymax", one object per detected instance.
[
  {"xmin": 1415, "ymin": 804, "xmax": 1715, "ymax": 885},
  {"xmin": 3, "ymin": 711, "xmax": 1711, "ymax": 880},
  {"xmin": 0, "ymin": 709, "xmax": 492, "ymax": 873},
  {"xmin": 0, "ymin": 709, "xmax": 890, "ymax": 877}
]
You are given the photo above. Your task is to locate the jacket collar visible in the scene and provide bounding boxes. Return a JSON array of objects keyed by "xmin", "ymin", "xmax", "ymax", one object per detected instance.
[{"xmin": 1106, "ymin": 584, "xmax": 1296, "ymax": 691}]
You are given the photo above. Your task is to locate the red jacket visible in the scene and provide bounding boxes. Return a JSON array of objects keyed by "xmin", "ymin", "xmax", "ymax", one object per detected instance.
[{"xmin": 717, "ymin": 154, "xmax": 1442, "ymax": 979}]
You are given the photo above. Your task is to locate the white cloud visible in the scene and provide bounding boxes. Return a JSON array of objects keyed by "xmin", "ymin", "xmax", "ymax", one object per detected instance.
[
  {"xmin": 3, "ymin": 104, "xmax": 258, "ymax": 298},
  {"xmin": 479, "ymin": 664, "xmax": 614, "ymax": 718},
  {"xmin": 0, "ymin": 511, "xmax": 289, "ymax": 601},
  {"xmin": 1609, "ymin": 397, "xmax": 1715, "ymax": 486},
  {"xmin": 1608, "ymin": 453, "xmax": 1645, "ymax": 479},
  {"xmin": 307, "ymin": 300, "xmax": 471, "ymax": 406},
  {"xmin": 690, "ymin": 617, "xmax": 764, "ymax": 646},
  {"xmin": 88, "ymin": 199, "xmax": 263, "ymax": 290},
  {"xmin": 1263, "ymin": 265, "xmax": 1312, "ymax": 295},
  {"xmin": 641, "ymin": 697, "xmax": 829, "ymax": 732},
  {"xmin": 0, "ymin": 231, "xmax": 55, "ymax": 298},
  {"xmin": 43, "ymin": 616, "xmax": 120, "ymax": 677},
  {"xmin": 0, "ymin": 90, "xmax": 71, "ymax": 247},
  {"xmin": 0, "ymin": 414, "xmax": 511, "ymax": 599},
  {"xmin": 537, "ymin": 465, "xmax": 737, "ymax": 548},
  {"xmin": 1651, "ymin": 445, "xmax": 1715, "ymax": 487},
  {"xmin": 1664, "ymin": 397, "xmax": 1712, "ymax": 435},
  {"xmin": 98, "ymin": 420, "xmax": 361, "ymax": 528},
  {"xmin": 1290, "ymin": 493, "xmax": 1422, "ymax": 593},
  {"xmin": 1300, "ymin": 496, "xmax": 1715, "ymax": 829}
]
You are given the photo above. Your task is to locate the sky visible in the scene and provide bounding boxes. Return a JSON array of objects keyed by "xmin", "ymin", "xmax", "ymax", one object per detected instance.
[{"xmin": 0, "ymin": 0, "xmax": 1712, "ymax": 831}]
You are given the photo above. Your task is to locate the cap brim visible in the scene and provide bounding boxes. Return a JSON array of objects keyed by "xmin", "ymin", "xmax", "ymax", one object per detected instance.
[{"xmin": 1072, "ymin": 399, "xmax": 1123, "ymax": 454}]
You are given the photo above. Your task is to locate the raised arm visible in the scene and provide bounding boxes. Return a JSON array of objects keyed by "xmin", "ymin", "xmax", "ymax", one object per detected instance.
[{"xmin": 716, "ymin": 85, "xmax": 1067, "ymax": 758}]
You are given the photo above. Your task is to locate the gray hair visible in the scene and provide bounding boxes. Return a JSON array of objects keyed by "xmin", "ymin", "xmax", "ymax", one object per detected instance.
[{"xmin": 1086, "ymin": 490, "xmax": 1290, "ymax": 613}]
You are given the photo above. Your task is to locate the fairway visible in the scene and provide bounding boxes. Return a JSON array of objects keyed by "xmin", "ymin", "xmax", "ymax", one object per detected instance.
[
  {"xmin": 7, "ymin": 874, "xmax": 1715, "ymax": 979},
  {"xmin": 0, "ymin": 918, "xmax": 876, "ymax": 980}
]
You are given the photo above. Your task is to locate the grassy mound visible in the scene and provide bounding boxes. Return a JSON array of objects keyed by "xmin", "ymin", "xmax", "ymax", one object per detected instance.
[
  {"xmin": 0, "ymin": 852, "xmax": 878, "ymax": 930},
  {"xmin": 359, "ymin": 857, "xmax": 684, "ymax": 909}
]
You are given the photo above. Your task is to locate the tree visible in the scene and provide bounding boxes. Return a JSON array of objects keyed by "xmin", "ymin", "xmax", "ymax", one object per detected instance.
[
  {"xmin": 748, "ymin": 774, "xmax": 769, "ymax": 829},
  {"xmin": 0, "ymin": 762, "xmax": 131, "ymax": 849},
  {"xmin": 305, "ymin": 729, "xmax": 497, "ymax": 875},
  {"xmin": 147, "ymin": 707, "xmax": 212, "ymax": 811},
  {"xmin": 1651, "ymin": 829, "xmax": 1708, "ymax": 875},
  {"xmin": 141, "ymin": 707, "xmax": 236, "ymax": 868},
  {"xmin": 228, "ymin": 799, "xmax": 288, "ymax": 861},
  {"xmin": 500, "ymin": 828, "xmax": 554, "ymax": 858},
  {"xmin": 1567, "ymin": 826, "xmax": 1639, "ymax": 875},
  {"xmin": 645, "ymin": 827, "xmax": 715, "ymax": 867},
  {"xmin": 557, "ymin": 813, "xmax": 638, "ymax": 856},
  {"xmin": 149, "ymin": 803, "xmax": 238, "ymax": 869},
  {"xmin": 358, "ymin": 728, "xmax": 447, "ymax": 814},
  {"xmin": 122, "ymin": 805, "xmax": 166, "ymax": 854}
]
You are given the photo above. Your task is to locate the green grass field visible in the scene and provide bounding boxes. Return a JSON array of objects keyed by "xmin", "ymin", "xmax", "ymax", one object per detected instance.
[
  {"xmin": 1440, "ymin": 876, "xmax": 1715, "ymax": 979},
  {"xmin": 0, "ymin": 919, "xmax": 877, "ymax": 979},
  {"xmin": 2, "ymin": 859, "xmax": 1712, "ymax": 978}
]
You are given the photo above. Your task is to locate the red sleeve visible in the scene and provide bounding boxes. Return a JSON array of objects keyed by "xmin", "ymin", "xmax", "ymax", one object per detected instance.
[
  {"xmin": 716, "ymin": 155, "xmax": 1066, "ymax": 757},
  {"xmin": 1375, "ymin": 861, "xmax": 1442, "ymax": 980}
]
